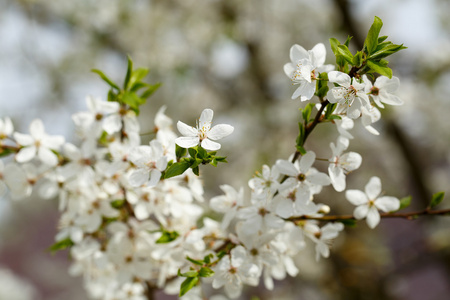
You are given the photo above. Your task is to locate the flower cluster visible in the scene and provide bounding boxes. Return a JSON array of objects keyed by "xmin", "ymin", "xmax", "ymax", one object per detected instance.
[{"xmin": 1, "ymin": 16, "xmax": 437, "ymax": 300}]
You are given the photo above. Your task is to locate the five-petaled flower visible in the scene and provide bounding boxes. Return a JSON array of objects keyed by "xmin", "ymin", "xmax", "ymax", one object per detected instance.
[{"xmin": 175, "ymin": 108, "xmax": 234, "ymax": 151}]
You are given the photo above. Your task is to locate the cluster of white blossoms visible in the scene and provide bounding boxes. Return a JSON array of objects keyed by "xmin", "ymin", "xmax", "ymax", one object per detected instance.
[{"xmin": 0, "ymin": 39, "xmax": 407, "ymax": 299}]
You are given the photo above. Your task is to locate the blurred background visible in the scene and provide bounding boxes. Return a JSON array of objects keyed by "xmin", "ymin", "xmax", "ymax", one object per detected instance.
[{"xmin": 0, "ymin": 0, "xmax": 450, "ymax": 299}]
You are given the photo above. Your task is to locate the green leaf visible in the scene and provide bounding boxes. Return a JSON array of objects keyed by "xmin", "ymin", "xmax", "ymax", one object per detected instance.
[
  {"xmin": 378, "ymin": 35, "xmax": 388, "ymax": 43},
  {"xmin": 366, "ymin": 60, "xmax": 393, "ymax": 78},
  {"xmin": 48, "ymin": 238, "xmax": 74, "ymax": 254},
  {"xmin": 122, "ymin": 92, "xmax": 145, "ymax": 109},
  {"xmin": 141, "ymin": 83, "xmax": 162, "ymax": 99},
  {"xmin": 328, "ymin": 115, "xmax": 342, "ymax": 120},
  {"xmin": 338, "ymin": 219, "xmax": 357, "ymax": 228},
  {"xmin": 0, "ymin": 147, "xmax": 15, "ymax": 158},
  {"xmin": 188, "ymin": 147, "xmax": 198, "ymax": 158},
  {"xmin": 192, "ymin": 166, "xmax": 199, "ymax": 176},
  {"xmin": 316, "ymin": 72, "xmax": 329, "ymax": 99},
  {"xmin": 324, "ymin": 102, "xmax": 337, "ymax": 119},
  {"xmin": 91, "ymin": 69, "xmax": 120, "ymax": 90},
  {"xmin": 179, "ymin": 276, "xmax": 199, "ymax": 297},
  {"xmin": 364, "ymin": 16, "xmax": 383, "ymax": 54},
  {"xmin": 197, "ymin": 146, "xmax": 207, "ymax": 159},
  {"xmin": 123, "ymin": 56, "xmax": 133, "ymax": 90},
  {"xmin": 198, "ymin": 267, "xmax": 214, "ymax": 278},
  {"xmin": 302, "ymin": 103, "xmax": 314, "ymax": 123},
  {"xmin": 203, "ymin": 254, "xmax": 213, "ymax": 264},
  {"xmin": 164, "ymin": 161, "xmax": 190, "ymax": 179},
  {"xmin": 128, "ymin": 68, "xmax": 149, "ymax": 90},
  {"xmin": 430, "ymin": 192, "xmax": 445, "ymax": 209},
  {"xmin": 178, "ymin": 269, "xmax": 199, "ymax": 278},
  {"xmin": 107, "ymin": 89, "xmax": 117, "ymax": 102},
  {"xmin": 156, "ymin": 229, "xmax": 180, "ymax": 244},
  {"xmin": 369, "ymin": 43, "xmax": 407, "ymax": 60},
  {"xmin": 296, "ymin": 123, "xmax": 305, "ymax": 147},
  {"xmin": 336, "ymin": 45, "xmax": 354, "ymax": 64},
  {"xmin": 186, "ymin": 256, "xmax": 204, "ymax": 266},
  {"xmin": 398, "ymin": 196, "xmax": 412, "ymax": 211},
  {"xmin": 296, "ymin": 145, "xmax": 307, "ymax": 155},
  {"xmin": 344, "ymin": 35, "xmax": 352, "ymax": 47},
  {"xmin": 175, "ymin": 144, "xmax": 187, "ymax": 160},
  {"xmin": 329, "ymin": 38, "xmax": 340, "ymax": 55},
  {"xmin": 353, "ymin": 51, "xmax": 363, "ymax": 67},
  {"xmin": 110, "ymin": 199, "xmax": 126, "ymax": 209}
]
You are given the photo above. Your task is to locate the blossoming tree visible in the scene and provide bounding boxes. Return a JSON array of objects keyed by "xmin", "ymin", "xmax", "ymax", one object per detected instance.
[{"xmin": 0, "ymin": 16, "xmax": 448, "ymax": 300}]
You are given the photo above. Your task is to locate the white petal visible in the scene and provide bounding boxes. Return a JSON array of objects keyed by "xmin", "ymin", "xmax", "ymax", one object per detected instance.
[
  {"xmin": 290, "ymin": 44, "xmax": 309, "ymax": 63},
  {"xmin": 299, "ymin": 151, "xmax": 315, "ymax": 173},
  {"xmin": 208, "ymin": 124, "xmax": 234, "ymax": 140},
  {"xmin": 295, "ymin": 183, "xmax": 311, "ymax": 204},
  {"xmin": 329, "ymin": 164, "xmax": 346, "ymax": 192},
  {"xmin": 283, "ymin": 63, "xmax": 295, "ymax": 77},
  {"xmin": 176, "ymin": 121, "xmax": 197, "ymax": 137},
  {"xmin": 175, "ymin": 136, "xmax": 199, "ymax": 148},
  {"xmin": 29, "ymin": 119, "xmax": 45, "ymax": 139},
  {"xmin": 345, "ymin": 190, "xmax": 368, "ymax": 206},
  {"xmin": 275, "ymin": 196, "xmax": 294, "ymax": 218},
  {"xmin": 328, "ymin": 71, "xmax": 350, "ymax": 87},
  {"xmin": 103, "ymin": 115, "xmax": 122, "ymax": 134},
  {"xmin": 353, "ymin": 204, "xmax": 369, "ymax": 220},
  {"xmin": 201, "ymin": 138, "xmax": 221, "ymax": 150},
  {"xmin": 308, "ymin": 172, "xmax": 331, "ymax": 186},
  {"xmin": 13, "ymin": 132, "xmax": 34, "ymax": 146},
  {"xmin": 38, "ymin": 147, "xmax": 59, "ymax": 166},
  {"xmin": 199, "ymin": 109, "xmax": 214, "ymax": 126},
  {"xmin": 310, "ymin": 43, "xmax": 326, "ymax": 67},
  {"xmin": 340, "ymin": 152, "xmax": 362, "ymax": 171},
  {"xmin": 365, "ymin": 176, "xmax": 381, "ymax": 200},
  {"xmin": 128, "ymin": 169, "xmax": 149, "ymax": 187},
  {"xmin": 375, "ymin": 196, "xmax": 400, "ymax": 212},
  {"xmin": 230, "ymin": 245, "xmax": 247, "ymax": 268},
  {"xmin": 15, "ymin": 146, "xmax": 36, "ymax": 163},
  {"xmin": 148, "ymin": 169, "xmax": 162, "ymax": 187},
  {"xmin": 275, "ymin": 160, "xmax": 298, "ymax": 177},
  {"xmin": 366, "ymin": 206, "xmax": 380, "ymax": 228}
]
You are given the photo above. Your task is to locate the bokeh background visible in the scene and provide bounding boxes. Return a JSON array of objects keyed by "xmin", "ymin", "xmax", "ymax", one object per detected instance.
[{"xmin": 1, "ymin": 0, "xmax": 450, "ymax": 299}]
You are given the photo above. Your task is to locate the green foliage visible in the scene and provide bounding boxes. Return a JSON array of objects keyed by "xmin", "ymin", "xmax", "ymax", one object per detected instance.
[
  {"xmin": 48, "ymin": 238, "xmax": 74, "ymax": 254},
  {"xmin": 397, "ymin": 196, "xmax": 412, "ymax": 211},
  {"xmin": 164, "ymin": 146, "xmax": 227, "ymax": 179},
  {"xmin": 110, "ymin": 199, "xmax": 126, "ymax": 209},
  {"xmin": 329, "ymin": 16, "xmax": 406, "ymax": 78},
  {"xmin": 430, "ymin": 192, "xmax": 445, "ymax": 209},
  {"xmin": 179, "ymin": 276, "xmax": 199, "ymax": 297},
  {"xmin": 0, "ymin": 147, "xmax": 15, "ymax": 158},
  {"xmin": 156, "ymin": 228, "xmax": 180, "ymax": 244},
  {"xmin": 92, "ymin": 56, "xmax": 161, "ymax": 115},
  {"xmin": 338, "ymin": 219, "xmax": 357, "ymax": 228},
  {"xmin": 316, "ymin": 72, "xmax": 329, "ymax": 98}
]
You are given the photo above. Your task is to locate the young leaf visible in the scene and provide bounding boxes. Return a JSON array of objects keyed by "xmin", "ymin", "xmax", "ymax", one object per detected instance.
[
  {"xmin": 156, "ymin": 229, "xmax": 180, "ymax": 244},
  {"xmin": 141, "ymin": 83, "xmax": 162, "ymax": 99},
  {"xmin": 366, "ymin": 60, "xmax": 393, "ymax": 78},
  {"xmin": 178, "ymin": 269, "xmax": 199, "ymax": 278},
  {"xmin": 164, "ymin": 161, "xmax": 190, "ymax": 179},
  {"xmin": 91, "ymin": 69, "xmax": 120, "ymax": 90},
  {"xmin": 110, "ymin": 199, "xmax": 126, "ymax": 209},
  {"xmin": 179, "ymin": 276, "xmax": 199, "ymax": 297},
  {"xmin": 175, "ymin": 144, "xmax": 187, "ymax": 160},
  {"xmin": 338, "ymin": 219, "xmax": 357, "ymax": 228},
  {"xmin": 186, "ymin": 256, "xmax": 204, "ymax": 266},
  {"xmin": 430, "ymin": 192, "xmax": 445, "ymax": 209},
  {"xmin": 48, "ymin": 238, "xmax": 74, "ymax": 254},
  {"xmin": 398, "ymin": 196, "xmax": 412, "ymax": 211},
  {"xmin": 364, "ymin": 16, "xmax": 383, "ymax": 54},
  {"xmin": 336, "ymin": 45, "xmax": 354, "ymax": 64},
  {"xmin": 198, "ymin": 267, "xmax": 215, "ymax": 278},
  {"xmin": 123, "ymin": 56, "xmax": 133, "ymax": 90}
]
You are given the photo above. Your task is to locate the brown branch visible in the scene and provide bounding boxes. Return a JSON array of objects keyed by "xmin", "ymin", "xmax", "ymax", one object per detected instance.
[{"xmin": 288, "ymin": 208, "xmax": 450, "ymax": 222}]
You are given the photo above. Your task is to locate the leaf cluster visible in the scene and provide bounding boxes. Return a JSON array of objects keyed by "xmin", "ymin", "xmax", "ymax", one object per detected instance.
[
  {"xmin": 92, "ymin": 56, "xmax": 161, "ymax": 115},
  {"xmin": 178, "ymin": 254, "xmax": 215, "ymax": 297},
  {"xmin": 163, "ymin": 145, "xmax": 227, "ymax": 179},
  {"xmin": 329, "ymin": 16, "xmax": 406, "ymax": 78}
]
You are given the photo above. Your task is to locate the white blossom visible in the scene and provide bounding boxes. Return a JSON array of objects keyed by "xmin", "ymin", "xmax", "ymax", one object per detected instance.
[{"xmin": 175, "ymin": 109, "xmax": 234, "ymax": 151}]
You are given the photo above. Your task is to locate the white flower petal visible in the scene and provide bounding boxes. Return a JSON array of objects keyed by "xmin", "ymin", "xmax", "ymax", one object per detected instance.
[
  {"xmin": 176, "ymin": 121, "xmax": 197, "ymax": 137},
  {"xmin": 199, "ymin": 109, "xmax": 214, "ymax": 126},
  {"xmin": 310, "ymin": 43, "xmax": 326, "ymax": 67},
  {"xmin": 328, "ymin": 71, "xmax": 351, "ymax": 87},
  {"xmin": 366, "ymin": 206, "xmax": 380, "ymax": 229},
  {"xmin": 13, "ymin": 132, "xmax": 34, "ymax": 146},
  {"xmin": 375, "ymin": 196, "xmax": 400, "ymax": 212},
  {"xmin": 290, "ymin": 44, "xmax": 309, "ymax": 62},
  {"xmin": 15, "ymin": 146, "xmax": 36, "ymax": 163},
  {"xmin": 175, "ymin": 136, "xmax": 199, "ymax": 148},
  {"xmin": 299, "ymin": 151, "xmax": 315, "ymax": 173},
  {"xmin": 283, "ymin": 63, "xmax": 295, "ymax": 77},
  {"xmin": 38, "ymin": 147, "xmax": 59, "ymax": 166},
  {"xmin": 308, "ymin": 172, "xmax": 331, "ymax": 186},
  {"xmin": 365, "ymin": 176, "xmax": 382, "ymax": 199},
  {"xmin": 201, "ymin": 138, "xmax": 221, "ymax": 150},
  {"xmin": 128, "ymin": 168, "xmax": 149, "ymax": 187},
  {"xmin": 208, "ymin": 124, "xmax": 234, "ymax": 140},
  {"xmin": 353, "ymin": 204, "xmax": 369, "ymax": 220},
  {"xmin": 29, "ymin": 119, "xmax": 45, "ymax": 139},
  {"xmin": 275, "ymin": 160, "xmax": 298, "ymax": 177},
  {"xmin": 346, "ymin": 190, "xmax": 368, "ymax": 206}
]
